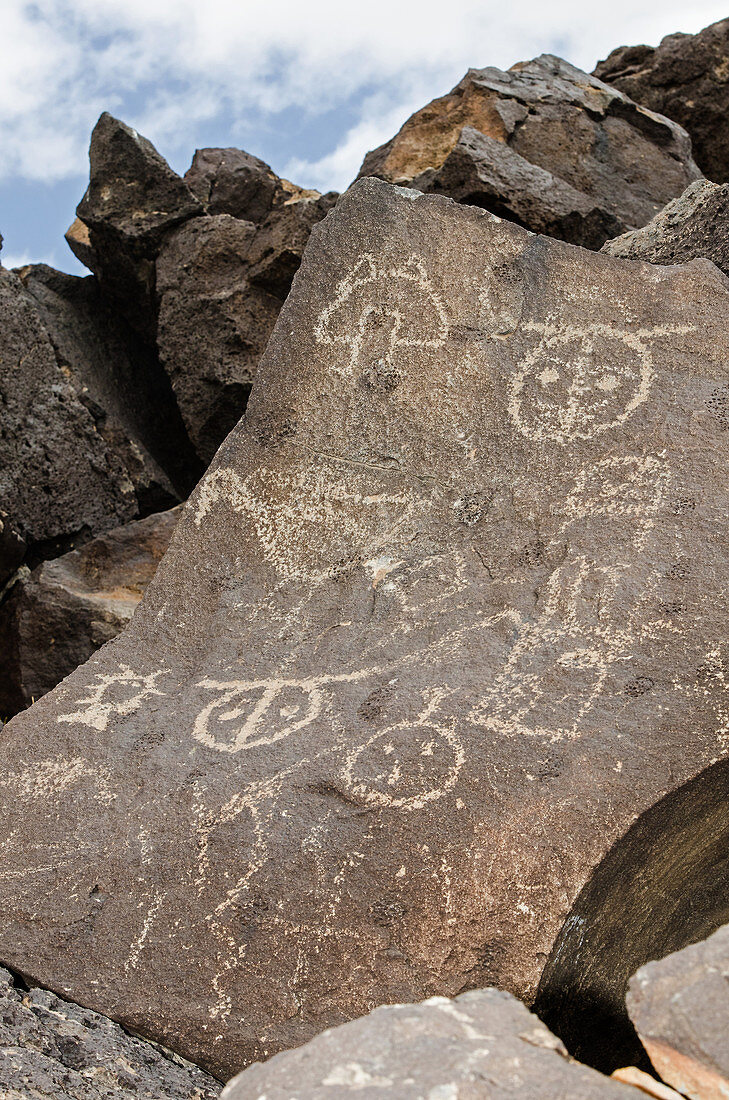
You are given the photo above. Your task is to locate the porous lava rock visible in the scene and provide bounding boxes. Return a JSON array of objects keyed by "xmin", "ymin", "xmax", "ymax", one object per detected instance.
[
  {"xmin": 357, "ymin": 55, "xmax": 701, "ymax": 247},
  {"xmin": 0, "ymin": 966, "xmax": 219, "ymax": 1100},
  {"xmin": 184, "ymin": 147, "xmax": 282, "ymax": 222},
  {"xmin": 75, "ymin": 112, "xmax": 203, "ymax": 338},
  {"xmin": 0, "ymin": 506, "xmax": 179, "ymax": 717},
  {"xmin": 4, "ymin": 180, "xmax": 729, "ymax": 1078},
  {"xmin": 595, "ymin": 19, "xmax": 729, "ymax": 185},
  {"xmin": 156, "ymin": 195, "xmax": 336, "ymax": 463},
  {"xmin": 627, "ymin": 924, "xmax": 729, "ymax": 1100},
  {"xmin": 222, "ymin": 989, "xmax": 638, "ymax": 1099},
  {"xmin": 602, "ymin": 180, "xmax": 729, "ymax": 277}
]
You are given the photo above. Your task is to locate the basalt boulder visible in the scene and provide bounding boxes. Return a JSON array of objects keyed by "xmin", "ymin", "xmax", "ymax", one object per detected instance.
[
  {"xmin": 0, "ymin": 506, "xmax": 179, "ymax": 718},
  {"xmin": 357, "ymin": 55, "xmax": 701, "ymax": 248},
  {"xmin": 223, "ymin": 989, "xmax": 638, "ymax": 1100},
  {"xmin": 627, "ymin": 924, "xmax": 729, "ymax": 1100},
  {"xmin": 595, "ymin": 19, "xmax": 729, "ymax": 185},
  {"xmin": 5, "ymin": 180, "xmax": 729, "ymax": 1079},
  {"xmin": 602, "ymin": 180, "xmax": 729, "ymax": 278},
  {"xmin": 0, "ymin": 966, "xmax": 219, "ymax": 1100}
]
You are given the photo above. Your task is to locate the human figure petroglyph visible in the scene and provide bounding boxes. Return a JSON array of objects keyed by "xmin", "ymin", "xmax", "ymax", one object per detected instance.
[
  {"xmin": 314, "ymin": 253, "xmax": 448, "ymax": 379},
  {"xmin": 57, "ymin": 665, "xmax": 167, "ymax": 732},
  {"xmin": 508, "ymin": 322, "xmax": 693, "ymax": 444},
  {"xmin": 470, "ymin": 452, "xmax": 675, "ymax": 740}
]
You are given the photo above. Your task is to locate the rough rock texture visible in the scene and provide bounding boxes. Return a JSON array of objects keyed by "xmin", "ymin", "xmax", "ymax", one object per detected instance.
[
  {"xmin": 0, "ymin": 264, "xmax": 137, "ymax": 562},
  {"xmin": 0, "ymin": 966, "xmax": 219, "ymax": 1099},
  {"xmin": 602, "ymin": 180, "xmax": 729, "ymax": 276},
  {"xmin": 595, "ymin": 19, "xmax": 729, "ymax": 184},
  {"xmin": 4, "ymin": 180, "xmax": 729, "ymax": 1078},
  {"xmin": 184, "ymin": 147, "xmax": 282, "ymax": 222},
  {"xmin": 18, "ymin": 263, "xmax": 198, "ymax": 509},
  {"xmin": 156, "ymin": 194, "xmax": 336, "ymax": 463},
  {"xmin": 76, "ymin": 112, "xmax": 203, "ymax": 338},
  {"xmin": 0, "ymin": 511, "xmax": 26, "ymax": 588},
  {"xmin": 223, "ymin": 989, "xmax": 637, "ymax": 1099},
  {"xmin": 0, "ymin": 507, "xmax": 179, "ymax": 717},
  {"xmin": 627, "ymin": 924, "xmax": 729, "ymax": 1100},
  {"xmin": 358, "ymin": 55, "xmax": 702, "ymax": 247}
]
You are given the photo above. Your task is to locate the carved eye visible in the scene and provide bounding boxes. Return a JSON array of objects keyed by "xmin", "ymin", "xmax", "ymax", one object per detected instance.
[
  {"xmin": 595, "ymin": 373, "xmax": 620, "ymax": 392},
  {"xmin": 538, "ymin": 366, "xmax": 560, "ymax": 386}
]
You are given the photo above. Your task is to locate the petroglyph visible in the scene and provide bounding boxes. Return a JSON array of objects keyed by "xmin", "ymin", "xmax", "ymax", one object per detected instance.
[
  {"xmin": 194, "ymin": 463, "xmax": 418, "ymax": 582},
  {"xmin": 509, "ymin": 323, "xmax": 693, "ymax": 444},
  {"xmin": 341, "ymin": 691, "xmax": 465, "ymax": 810},
  {"xmin": 57, "ymin": 665, "xmax": 167, "ymax": 731},
  {"xmin": 314, "ymin": 253, "xmax": 448, "ymax": 378}
]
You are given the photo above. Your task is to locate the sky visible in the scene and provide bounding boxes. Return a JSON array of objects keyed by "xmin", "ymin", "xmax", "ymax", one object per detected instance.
[{"xmin": 1, "ymin": 1, "xmax": 726, "ymax": 274}]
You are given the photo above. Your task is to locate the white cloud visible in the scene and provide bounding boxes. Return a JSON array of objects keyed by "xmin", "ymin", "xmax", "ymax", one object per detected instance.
[{"xmin": 1, "ymin": 0, "xmax": 727, "ymax": 190}]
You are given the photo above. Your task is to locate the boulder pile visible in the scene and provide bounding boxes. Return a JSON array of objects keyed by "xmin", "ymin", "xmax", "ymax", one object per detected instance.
[{"xmin": 3, "ymin": 16, "xmax": 729, "ymax": 1100}]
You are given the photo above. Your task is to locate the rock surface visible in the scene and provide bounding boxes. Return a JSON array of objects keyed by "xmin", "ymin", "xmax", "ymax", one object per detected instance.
[
  {"xmin": 602, "ymin": 180, "xmax": 729, "ymax": 277},
  {"xmin": 595, "ymin": 19, "xmax": 729, "ymax": 185},
  {"xmin": 223, "ymin": 988, "xmax": 637, "ymax": 1099},
  {"xmin": 4, "ymin": 179, "xmax": 729, "ymax": 1078},
  {"xmin": 0, "ymin": 966, "xmax": 219, "ymax": 1100},
  {"xmin": 0, "ymin": 506, "xmax": 179, "ymax": 717},
  {"xmin": 358, "ymin": 55, "xmax": 702, "ymax": 247},
  {"xmin": 627, "ymin": 924, "xmax": 729, "ymax": 1100}
]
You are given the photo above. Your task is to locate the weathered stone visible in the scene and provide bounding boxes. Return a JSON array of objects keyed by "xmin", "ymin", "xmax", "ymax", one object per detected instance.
[
  {"xmin": 357, "ymin": 55, "xmax": 701, "ymax": 247},
  {"xmin": 65, "ymin": 216, "xmax": 99, "ymax": 272},
  {"xmin": 18, "ymin": 263, "xmax": 198, "ymax": 510},
  {"xmin": 223, "ymin": 989, "xmax": 637, "ymax": 1099},
  {"xmin": 184, "ymin": 147, "xmax": 281, "ymax": 222},
  {"xmin": 75, "ymin": 113, "xmax": 203, "ymax": 337},
  {"xmin": 0, "ymin": 265, "xmax": 136, "ymax": 561},
  {"xmin": 602, "ymin": 180, "xmax": 729, "ymax": 277},
  {"xmin": 0, "ymin": 966, "xmax": 219, "ymax": 1099},
  {"xmin": 0, "ymin": 507, "xmax": 179, "ymax": 717},
  {"xmin": 611, "ymin": 1066, "xmax": 683, "ymax": 1099},
  {"xmin": 595, "ymin": 19, "xmax": 729, "ymax": 184},
  {"xmin": 627, "ymin": 924, "xmax": 729, "ymax": 1100},
  {"xmin": 4, "ymin": 180, "xmax": 729, "ymax": 1079},
  {"xmin": 156, "ymin": 191, "xmax": 336, "ymax": 462},
  {"xmin": 0, "ymin": 511, "xmax": 26, "ymax": 588}
]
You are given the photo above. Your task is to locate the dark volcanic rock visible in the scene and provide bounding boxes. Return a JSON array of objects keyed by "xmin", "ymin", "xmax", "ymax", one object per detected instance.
[
  {"xmin": 0, "ymin": 511, "xmax": 26, "ymax": 588},
  {"xmin": 184, "ymin": 147, "xmax": 281, "ymax": 222},
  {"xmin": 223, "ymin": 989, "xmax": 637, "ymax": 1099},
  {"xmin": 4, "ymin": 180, "xmax": 729, "ymax": 1078},
  {"xmin": 19, "ymin": 264, "xmax": 198, "ymax": 508},
  {"xmin": 595, "ymin": 19, "xmax": 729, "ymax": 184},
  {"xmin": 76, "ymin": 112, "xmax": 203, "ymax": 337},
  {"xmin": 156, "ymin": 192, "xmax": 336, "ymax": 462},
  {"xmin": 602, "ymin": 180, "xmax": 729, "ymax": 277},
  {"xmin": 0, "ymin": 966, "xmax": 219, "ymax": 1099},
  {"xmin": 0, "ymin": 265, "xmax": 137, "ymax": 561},
  {"xmin": 0, "ymin": 507, "xmax": 179, "ymax": 717},
  {"xmin": 358, "ymin": 54, "xmax": 701, "ymax": 247},
  {"xmin": 627, "ymin": 924, "xmax": 729, "ymax": 1099}
]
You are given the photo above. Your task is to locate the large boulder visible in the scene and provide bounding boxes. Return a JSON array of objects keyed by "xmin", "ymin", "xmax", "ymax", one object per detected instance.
[
  {"xmin": 357, "ymin": 55, "xmax": 702, "ymax": 248},
  {"xmin": 156, "ymin": 194, "xmax": 336, "ymax": 463},
  {"xmin": 0, "ymin": 966, "xmax": 219, "ymax": 1099},
  {"xmin": 0, "ymin": 507, "xmax": 179, "ymax": 718},
  {"xmin": 223, "ymin": 989, "xmax": 638, "ymax": 1099},
  {"xmin": 73, "ymin": 112, "xmax": 203, "ymax": 338},
  {"xmin": 595, "ymin": 19, "xmax": 729, "ymax": 184},
  {"xmin": 184, "ymin": 147, "xmax": 282, "ymax": 222},
  {"xmin": 627, "ymin": 924, "xmax": 729, "ymax": 1100},
  {"xmin": 4, "ymin": 180, "xmax": 729, "ymax": 1078},
  {"xmin": 602, "ymin": 180, "xmax": 729, "ymax": 277}
]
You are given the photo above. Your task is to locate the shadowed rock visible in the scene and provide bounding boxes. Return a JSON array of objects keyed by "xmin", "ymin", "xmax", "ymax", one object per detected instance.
[
  {"xmin": 223, "ymin": 989, "xmax": 638, "ymax": 1099},
  {"xmin": 0, "ymin": 507, "xmax": 179, "ymax": 718},
  {"xmin": 602, "ymin": 180, "xmax": 729, "ymax": 277},
  {"xmin": 357, "ymin": 55, "xmax": 701, "ymax": 247},
  {"xmin": 627, "ymin": 924, "xmax": 729, "ymax": 1100},
  {"xmin": 595, "ymin": 19, "xmax": 729, "ymax": 185},
  {"xmin": 0, "ymin": 966, "xmax": 219, "ymax": 1099},
  {"xmin": 4, "ymin": 180, "xmax": 729, "ymax": 1078}
]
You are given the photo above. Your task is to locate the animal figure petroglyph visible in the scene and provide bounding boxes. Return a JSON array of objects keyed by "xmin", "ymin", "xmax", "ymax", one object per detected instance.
[
  {"xmin": 314, "ymin": 253, "xmax": 448, "ymax": 378},
  {"xmin": 508, "ymin": 323, "xmax": 693, "ymax": 444},
  {"xmin": 57, "ymin": 665, "xmax": 167, "ymax": 732}
]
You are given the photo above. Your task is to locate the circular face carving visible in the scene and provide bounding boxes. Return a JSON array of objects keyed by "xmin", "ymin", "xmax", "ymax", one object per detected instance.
[
  {"xmin": 509, "ymin": 326, "xmax": 655, "ymax": 444},
  {"xmin": 341, "ymin": 721, "xmax": 464, "ymax": 810}
]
